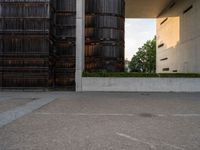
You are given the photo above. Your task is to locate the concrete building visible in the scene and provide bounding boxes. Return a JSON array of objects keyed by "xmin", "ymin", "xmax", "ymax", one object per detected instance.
[
  {"xmin": 126, "ymin": 0, "xmax": 200, "ymax": 73},
  {"xmin": 0, "ymin": 0, "xmax": 125, "ymax": 90},
  {"xmin": 0, "ymin": 0, "xmax": 199, "ymax": 91},
  {"xmin": 76, "ymin": 0, "xmax": 200, "ymax": 90},
  {"xmin": 156, "ymin": 0, "xmax": 200, "ymax": 73}
]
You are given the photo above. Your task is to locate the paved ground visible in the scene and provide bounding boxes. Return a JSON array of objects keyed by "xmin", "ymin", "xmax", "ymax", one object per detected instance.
[{"xmin": 0, "ymin": 92, "xmax": 200, "ymax": 150}]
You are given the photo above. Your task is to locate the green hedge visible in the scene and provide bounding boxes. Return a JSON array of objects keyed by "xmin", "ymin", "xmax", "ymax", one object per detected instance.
[{"xmin": 83, "ymin": 72, "xmax": 200, "ymax": 78}]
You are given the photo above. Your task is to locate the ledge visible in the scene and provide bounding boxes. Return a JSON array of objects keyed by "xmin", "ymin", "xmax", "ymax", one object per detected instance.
[{"xmin": 82, "ymin": 77, "xmax": 200, "ymax": 92}]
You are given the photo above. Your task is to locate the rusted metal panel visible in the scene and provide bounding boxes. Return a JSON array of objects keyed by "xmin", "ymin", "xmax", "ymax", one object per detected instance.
[
  {"xmin": 50, "ymin": 0, "xmax": 76, "ymax": 90},
  {"xmin": 0, "ymin": 0, "xmax": 125, "ymax": 89},
  {"xmin": 85, "ymin": 0, "xmax": 125, "ymax": 72},
  {"xmin": 0, "ymin": 0, "xmax": 50, "ymax": 89}
]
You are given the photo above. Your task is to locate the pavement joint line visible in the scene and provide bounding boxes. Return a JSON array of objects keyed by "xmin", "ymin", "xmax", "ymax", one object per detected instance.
[
  {"xmin": 116, "ymin": 132, "xmax": 156, "ymax": 149},
  {"xmin": 0, "ymin": 96, "xmax": 58, "ymax": 128},
  {"xmin": 172, "ymin": 114, "xmax": 200, "ymax": 117},
  {"xmin": 33, "ymin": 112, "xmax": 200, "ymax": 117},
  {"xmin": 116, "ymin": 132, "xmax": 185, "ymax": 150},
  {"xmin": 34, "ymin": 113, "xmax": 137, "ymax": 116},
  {"xmin": 160, "ymin": 141, "xmax": 185, "ymax": 150}
]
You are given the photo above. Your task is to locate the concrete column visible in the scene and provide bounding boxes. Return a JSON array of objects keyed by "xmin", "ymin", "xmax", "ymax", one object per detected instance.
[{"xmin": 76, "ymin": 0, "xmax": 85, "ymax": 91}]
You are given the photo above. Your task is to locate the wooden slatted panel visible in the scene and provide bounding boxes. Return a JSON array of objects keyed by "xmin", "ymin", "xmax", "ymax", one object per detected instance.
[
  {"xmin": 0, "ymin": 0, "xmax": 50, "ymax": 89},
  {"xmin": 85, "ymin": 0, "xmax": 125, "ymax": 72},
  {"xmin": 50, "ymin": 0, "xmax": 76, "ymax": 90}
]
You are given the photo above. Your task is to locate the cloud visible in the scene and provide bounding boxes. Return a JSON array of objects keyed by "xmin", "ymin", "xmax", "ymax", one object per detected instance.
[{"xmin": 125, "ymin": 19, "xmax": 156, "ymax": 60}]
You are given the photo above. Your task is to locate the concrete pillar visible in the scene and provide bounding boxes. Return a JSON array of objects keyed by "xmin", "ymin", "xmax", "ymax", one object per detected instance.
[{"xmin": 76, "ymin": 0, "xmax": 85, "ymax": 91}]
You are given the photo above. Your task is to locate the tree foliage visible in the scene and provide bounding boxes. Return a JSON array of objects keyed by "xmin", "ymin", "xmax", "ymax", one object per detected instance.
[{"xmin": 129, "ymin": 37, "xmax": 156, "ymax": 73}]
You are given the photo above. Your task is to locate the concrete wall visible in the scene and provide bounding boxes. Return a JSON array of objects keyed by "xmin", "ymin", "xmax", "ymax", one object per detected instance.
[
  {"xmin": 76, "ymin": 0, "xmax": 85, "ymax": 91},
  {"xmin": 82, "ymin": 77, "xmax": 200, "ymax": 92},
  {"xmin": 156, "ymin": 0, "xmax": 200, "ymax": 73}
]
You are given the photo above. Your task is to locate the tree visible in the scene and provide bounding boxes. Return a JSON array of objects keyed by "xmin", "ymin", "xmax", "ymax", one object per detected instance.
[{"xmin": 129, "ymin": 37, "xmax": 156, "ymax": 73}]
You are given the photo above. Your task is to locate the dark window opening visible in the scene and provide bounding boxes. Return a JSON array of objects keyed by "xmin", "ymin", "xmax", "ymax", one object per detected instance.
[
  {"xmin": 158, "ymin": 43, "xmax": 164, "ymax": 48},
  {"xmin": 160, "ymin": 58, "xmax": 168, "ymax": 61},
  {"xmin": 163, "ymin": 68, "xmax": 170, "ymax": 71},
  {"xmin": 173, "ymin": 70, "xmax": 178, "ymax": 72},
  {"xmin": 160, "ymin": 18, "xmax": 168, "ymax": 25},
  {"xmin": 183, "ymin": 5, "xmax": 193, "ymax": 14},
  {"xmin": 169, "ymin": 2, "xmax": 176, "ymax": 9}
]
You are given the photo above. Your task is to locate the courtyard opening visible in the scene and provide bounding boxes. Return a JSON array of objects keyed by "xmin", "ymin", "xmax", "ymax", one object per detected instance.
[
  {"xmin": 81, "ymin": 0, "xmax": 200, "ymax": 92},
  {"xmin": 125, "ymin": 19, "xmax": 156, "ymax": 73}
]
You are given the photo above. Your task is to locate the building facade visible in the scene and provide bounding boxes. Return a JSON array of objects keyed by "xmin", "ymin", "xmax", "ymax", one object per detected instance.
[
  {"xmin": 0, "ymin": 0, "xmax": 50, "ymax": 88},
  {"xmin": 0, "ymin": 0, "xmax": 125, "ymax": 90},
  {"xmin": 0, "ymin": 0, "xmax": 199, "ymax": 91},
  {"xmin": 85, "ymin": 0, "xmax": 125, "ymax": 72},
  {"xmin": 156, "ymin": 0, "xmax": 200, "ymax": 73}
]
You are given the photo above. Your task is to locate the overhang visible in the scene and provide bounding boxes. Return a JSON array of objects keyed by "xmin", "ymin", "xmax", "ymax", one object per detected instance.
[{"xmin": 125, "ymin": 0, "xmax": 174, "ymax": 18}]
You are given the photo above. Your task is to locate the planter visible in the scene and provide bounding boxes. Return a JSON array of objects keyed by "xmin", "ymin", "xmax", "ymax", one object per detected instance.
[{"xmin": 82, "ymin": 77, "xmax": 200, "ymax": 92}]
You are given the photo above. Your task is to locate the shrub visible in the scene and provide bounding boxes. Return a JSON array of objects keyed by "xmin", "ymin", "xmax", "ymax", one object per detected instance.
[{"xmin": 82, "ymin": 72, "xmax": 200, "ymax": 78}]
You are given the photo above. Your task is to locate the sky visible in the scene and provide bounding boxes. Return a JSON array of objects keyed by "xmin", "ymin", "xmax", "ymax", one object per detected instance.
[{"xmin": 125, "ymin": 19, "xmax": 156, "ymax": 60}]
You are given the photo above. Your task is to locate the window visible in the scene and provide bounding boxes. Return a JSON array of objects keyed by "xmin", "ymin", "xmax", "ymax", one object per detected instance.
[
  {"xmin": 183, "ymin": 5, "xmax": 193, "ymax": 14},
  {"xmin": 158, "ymin": 43, "xmax": 164, "ymax": 48},
  {"xmin": 163, "ymin": 68, "xmax": 169, "ymax": 71},
  {"xmin": 160, "ymin": 18, "xmax": 168, "ymax": 25},
  {"xmin": 160, "ymin": 58, "xmax": 168, "ymax": 61},
  {"xmin": 169, "ymin": 2, "xmax": 176, "ymax": 9}
]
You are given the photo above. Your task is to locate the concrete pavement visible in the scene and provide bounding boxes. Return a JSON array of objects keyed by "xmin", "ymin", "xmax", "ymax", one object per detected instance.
[{"xmin": 0, "ymin": 92, "xmax": 200, "ymax": 150}]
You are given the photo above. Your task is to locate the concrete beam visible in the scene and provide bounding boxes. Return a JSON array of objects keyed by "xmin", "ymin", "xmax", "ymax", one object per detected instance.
[{"xmin": 125, "ymin": 0, "xmax": 174, "ymax": 18}]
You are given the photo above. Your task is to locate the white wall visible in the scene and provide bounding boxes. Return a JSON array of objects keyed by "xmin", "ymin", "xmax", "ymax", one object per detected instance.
[
  {"xmin": 156, "ymin": 0, "xmax": 200, "ymax": 73},
  {"xmin": 82, "ymin": 77, "xmax": 200, "ymax": 92}
]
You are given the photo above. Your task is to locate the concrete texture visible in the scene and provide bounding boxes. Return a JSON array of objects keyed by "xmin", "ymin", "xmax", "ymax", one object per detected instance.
[
  {"xmin": 157, "ymin": 0, "xmax": 200, "ymax": 73},
  {"xmin": 76, "ymin": 0, "xmax": 85, "ymax": 92},
  {"xmin": 0, "ymin": 92, "xmax": 60, "ymax": 128},
  {"xmin": 126, "ymin": 0, "xmax": 172, "ymax": 18},
  {"xmin": 0, "ymin": 98, "xmax": 34, "ymax": 113},
  {"xmin": 75, "ymin": 0, "xmax": 200, "ymax": 91},
  {"xmin": 0, "ymin": 92, "xmax": 200, "ymax": 150},
  {"xmin": 82, "ymin": 77, "xmax": 200, "ymax": 92}
]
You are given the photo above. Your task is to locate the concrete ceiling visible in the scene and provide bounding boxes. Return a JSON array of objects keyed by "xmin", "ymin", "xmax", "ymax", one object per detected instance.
[{"xmin": 125, "ymin": 0, "xmax": 173, "ymax": 18}]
